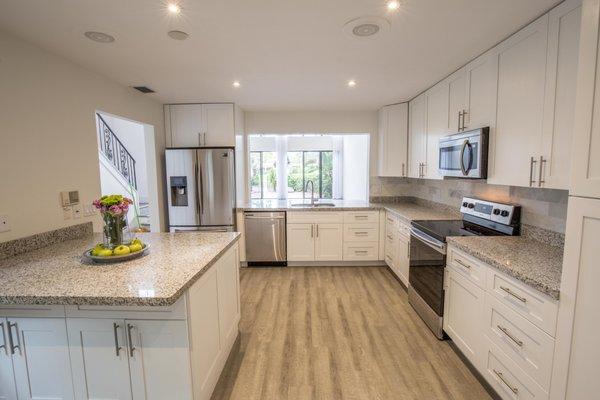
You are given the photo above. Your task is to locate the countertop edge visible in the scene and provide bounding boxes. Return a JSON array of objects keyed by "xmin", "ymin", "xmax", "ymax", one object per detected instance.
[
  {"xmin": 0, "ymin": 235, "xmax": 241, "ymax": 307},
  {"xmin": 446, "ymin": 238, "xmax": 560, "ymax": 301}
]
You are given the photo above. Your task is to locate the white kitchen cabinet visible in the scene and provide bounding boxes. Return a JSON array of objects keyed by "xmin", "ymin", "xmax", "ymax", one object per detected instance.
[
  {"xmin": 0, "ymin": 320, "xmax": 17, "ymax": 400},
  {"xmin": 68, "ymin": 318, "xmax": 133, "ymax": 400},
  {"xmin": 314, "ymin": 223, "xmax": 343, "ymax": 261},
  {"xmin": 447, "ymin": 68, "xmax": 467, "ymax": 133},
  {"xmin": 463, "ymin": 48, "xmax": 498, "ymax": 131},
  {"xmin": 541, "ymin": 0, "xmax": 582, "ymax": 190},
  {"xmin": 396, "ymin": 232, "xmax": 410, "ymax": 287},
  {"xmin": 569, "ymin": 0, "xmax": 600, "ymax": 199},
  {"xmin": 216, "ymin": 245, "xmax": 241, "ymax": 346},
  {"xmin": 377, "ymin": 103, "xmax": 408, "ymax": 177},
  {"xmin": 550, "ymin": 196, "xmax": 600, "ymax": 400},
  {"xmin": 443, "ymin": 266, "xmax": 485, "ymax": 370},
  {"xmin": 128, "ymin": 320, "xmax": 192, "ymax": 400},
  {"xmin": 425, "ymin": 81, "xmax": 449, "ymax": 180},
  {"xmin": 488, "ymin": 15, "xmax": 549, "ymax": 187},
  {"xmin": 408, "ymin": 93, "xmax": 427, "ymax": 178},
  {"xmin": 165, "ymin": 103, "xmax": 235, "ymax": 147},
  {"xmin": 287, "ymin": 223, "xmax": 316, "ymax": 261}
]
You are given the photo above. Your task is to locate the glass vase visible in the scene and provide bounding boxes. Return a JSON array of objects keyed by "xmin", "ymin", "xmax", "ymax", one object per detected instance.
[{"xmin": 103, "ymin": 214, "xmax": 126, "ymax": 249}]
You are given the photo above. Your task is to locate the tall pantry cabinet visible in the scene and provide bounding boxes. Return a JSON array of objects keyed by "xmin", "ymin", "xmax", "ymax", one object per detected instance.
[{"xmin": 550, "ymin": 0, "xmax": 600, "ymax": 398}]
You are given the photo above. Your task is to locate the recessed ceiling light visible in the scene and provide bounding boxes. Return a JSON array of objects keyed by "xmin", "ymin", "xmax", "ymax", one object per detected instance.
[
  {"xmin": 167, "ymin": 3, "xmax": 181, "ymax": 14},
  {"xmin": 84, "ymin": 31, "xmax": 115, "ymax": 43},
  {"xmin": 387, "ymin": 0, "xmax": 400, "ymax": 11},
  {"xmin": 348, "ymin": 80, "xmax": 357, "ymax": 88},
  {"xmin": 232, "ymin": 81, "xmax": 241, "ymax": 88},
  {"xmin": 167, "ymin": 30, "xmax": 189, "ymax": 40}
]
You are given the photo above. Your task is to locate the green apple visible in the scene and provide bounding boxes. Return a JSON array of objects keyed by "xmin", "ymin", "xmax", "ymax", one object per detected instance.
[
  {"xmin": 113, "ymin": 245, "xmax": 131, "ymax": 256},
  {"xmin": 128, "ymin": 243, "xmax": 143, "ymax": 253},
  {"xmin": 96, "ymin": 248, "xmax": 113, "ymax": 257}
]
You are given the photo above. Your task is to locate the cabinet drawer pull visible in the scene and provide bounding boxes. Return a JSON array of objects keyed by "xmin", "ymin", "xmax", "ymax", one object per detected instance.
[
  {"xmin": 529, "ymin": 157, "xmax": 537, "ymax": 186},
  {"xmin": 500, "ymin": 286, "xmax": 527, "ymax": 303},
  {"xmin": 387, "ymin": 234, "xmax": 394, "ymax": 240},
  {"xmin": 127, "ymin": 323, "xmax": 136, "ymax": 357},
  {"xmin": 310, "ymin": 225, "xmax": 314, "ymax": 238},
  {"xmin": 538, "ymin": 156, "xmax": 546, "ymax": 187},
  {"xmin": 354, "ymin": 215, "xmax": 368, "ymax": 220},
  {"xmin": 493, "ymin": 369, "xmax": 519, "ymax": 394},
  {"xmin": 0, "ymin": 322, "xmax": 6, "ymax": 355},
  {"xmin": 113, "ymin": 322, "xmax": 122, "ymax": 357},
  {"xmin": 316, "ymin": 224, "xmax": 319, "ymax": 238},
  {"xmin": 455, "ymin": 259, "xmax": 471, "ymax": 269},
  {"xmin": 354, "ymin": 250, "xmax": 368, "ymax": 255},
  {"xmin": 7, "ymin": 321, "xmax": 19, "ymax": 355},
  {"xmin": 354, "ymin": 231, "xmax": 368, "ymax": 236},
  {"xmin": 497, "ymin": 325, "xmax": 524, "ymax": 347}
]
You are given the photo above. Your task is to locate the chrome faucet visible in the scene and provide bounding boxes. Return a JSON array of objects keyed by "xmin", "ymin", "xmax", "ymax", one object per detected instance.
[{"xmin": 305, "ymin": 180, "xmax": 316, "ymax": 205}]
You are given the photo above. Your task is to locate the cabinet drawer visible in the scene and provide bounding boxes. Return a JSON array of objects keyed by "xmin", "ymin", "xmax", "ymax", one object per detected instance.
[
  {"xmin": 485, "ymin": 294, "xmax": 555, "ymax": 390},
  {"xmin": 398, "ymin": 221, "xmax": 411, "ymax": 237},
  {"xmin": 344, "ymin": 211, "xmax": 379, "ymax": 224},
  {"xmin": 487, "ymin": 269, "xmax": 558, "ymax": 336},
  {"xmin": 448, "ymin": 247, "xmax": 487, "ymax": 289},
  {"xmin": 287, "ymin": 211, "xmax": 343, "ymax": 224},
  {"xmin": 343, "ymin": 243, "xmax": 379, "ymax": 261},
  {"xmin": 385, "ymin": 212, "xmax": 399, "ymax": 229},
  {"xmin": 482, "ymin": 337, "xmax": 548, "ymax": 400},
  {"xmin": 344, "ymin": 224, "xmax": 379, "ymax": 242}
]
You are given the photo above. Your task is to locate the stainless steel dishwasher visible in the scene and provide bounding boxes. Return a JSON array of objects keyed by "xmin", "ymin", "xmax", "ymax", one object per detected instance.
[{"xmin": 244, "ymin": 211, "xmax": 287, "ymax": 266}]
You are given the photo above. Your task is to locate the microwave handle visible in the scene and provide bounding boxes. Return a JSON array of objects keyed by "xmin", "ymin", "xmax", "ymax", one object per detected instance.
[{"xmin": 459, "ymin": 140, "xmax": 472, "ymax": 176}]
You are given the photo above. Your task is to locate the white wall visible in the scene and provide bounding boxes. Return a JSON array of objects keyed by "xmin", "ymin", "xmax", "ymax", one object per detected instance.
[
  {"xmin": 343, "ymin": 135, "xmax": 369, "ymax": 201},
  {"xmin": 0, "ymin": 31, "xmax": 166, "ymax": 241},
  {"xmin": 244, "ymin": 110, "xmax": 379, "ymax": 175}
]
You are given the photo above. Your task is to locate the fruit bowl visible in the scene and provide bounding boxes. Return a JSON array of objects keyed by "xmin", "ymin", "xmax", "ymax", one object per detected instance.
[{"xmin": 83, "ymin": 244, "xmax": 150, "ymax": 264}]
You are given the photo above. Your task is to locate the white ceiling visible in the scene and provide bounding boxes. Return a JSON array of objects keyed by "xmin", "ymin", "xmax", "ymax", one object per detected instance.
[{"xmin": 0, "ymin": 0, "xmax": 561, "ymax": 111}]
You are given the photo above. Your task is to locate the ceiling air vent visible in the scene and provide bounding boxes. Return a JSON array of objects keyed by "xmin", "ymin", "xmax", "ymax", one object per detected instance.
[
  {"xmin": 343, "ymin": 16, "xmax": 390, "ymax": 39},
  {"xmin": 133, "ymin": 86, "xmax": 155, "ymax": 93}
]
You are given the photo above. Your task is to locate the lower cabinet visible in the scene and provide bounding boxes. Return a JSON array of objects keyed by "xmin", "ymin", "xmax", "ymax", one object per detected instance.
[
  {"xmin": 287, "ymin": 223, "xmax": 343, "ymax": 261},
  {"xmin": 443, "ymin": 267, "xmax": 485, "ymax": 369},
  {"xmin": 314, "ymin": 224, "xmax": 343, "ymax": 261},
  {"xmin": 384, "ymin": 211, "xmax": 410, "ymax": 286},
  {"xmin": 0, "ymin": 317, "xmax": 74, "ymax": 400},
  {"xmin": 396, "ymin": 232, "xmax": 410, "ymax": 286},
  {"xmin": 287, "ymin": 223, "xmax": 315, "ymax": 261}
]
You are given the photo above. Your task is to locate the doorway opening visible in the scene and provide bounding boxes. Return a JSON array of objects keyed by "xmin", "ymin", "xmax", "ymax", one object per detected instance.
[{"xmin": 95, "ymin": 111, "xmax": 160, "ymax": 232}]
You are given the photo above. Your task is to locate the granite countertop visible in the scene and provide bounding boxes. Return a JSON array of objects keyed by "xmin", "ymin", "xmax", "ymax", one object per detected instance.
[
  {"xmin": 447, "ymin": 236, "xmax": 563, "ymax": 300},
  {"xmin": 0, "ymin": 232, "xmax": 239, "ymax": 306},
  {"xmin": 237, "ymin": 199, "xmax": 460, "ymax": 223}
]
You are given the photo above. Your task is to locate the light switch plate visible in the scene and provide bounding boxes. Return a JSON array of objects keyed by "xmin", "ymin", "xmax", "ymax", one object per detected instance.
[
  {"xmin": 0, "ymin": 215, "xmax": 10, "ymax": 233},
  {"xmin": 63, "ymin": 206, "xmax": 72, "ymax": 220},
  {"xmin": 73, "ymin": 204, "xmax": 82, "ymax": 219}
]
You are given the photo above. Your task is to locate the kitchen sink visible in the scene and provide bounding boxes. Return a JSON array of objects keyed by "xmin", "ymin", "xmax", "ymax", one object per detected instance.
[{"xmin": 290, "ymin": 202, "xmax": 336, "ymax": 208}]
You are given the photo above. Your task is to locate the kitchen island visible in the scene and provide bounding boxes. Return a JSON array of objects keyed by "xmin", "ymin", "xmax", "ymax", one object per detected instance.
[{"xmin": 0, "ymin": 230, "xmax": 240, "ymax": 400}]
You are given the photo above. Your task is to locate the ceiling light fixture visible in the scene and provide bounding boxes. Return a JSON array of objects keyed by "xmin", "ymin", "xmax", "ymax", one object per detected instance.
[
  {"xmin": 167, "ymin": 3, "xmax": 181, "ymax": 14},
  {"xmin": 232, "ymin": 81, "xmax": 241, "ymax": 88},
  {"xmin": 387, "ymin": 0, "xmax": 400, "ymax": 11},
  {"xmin": 348, "ymin": 80, "xmax": 357, "ymax": 88},
  {"xmin": 84, "ymin": 31, "xmax": 115, "ymax": 43}
]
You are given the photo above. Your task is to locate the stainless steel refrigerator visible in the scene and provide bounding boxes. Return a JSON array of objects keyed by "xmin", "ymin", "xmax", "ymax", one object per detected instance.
[{"xmin": 166, "ymin": 148, "xmax": 235, "ymax": 232}]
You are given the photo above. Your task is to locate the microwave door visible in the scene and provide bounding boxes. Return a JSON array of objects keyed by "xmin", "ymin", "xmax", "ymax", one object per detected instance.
[
  {"xmin": 166, "ymin": 149, "xmax": 200, "ymax": 226},
  {"xmin": 460, "ymin": 140, "xmax": 473, "ymax": 176}
]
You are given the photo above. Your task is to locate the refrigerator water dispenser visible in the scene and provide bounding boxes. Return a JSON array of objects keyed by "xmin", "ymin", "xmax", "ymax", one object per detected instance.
[{"xmin": 170, "ymin": 176, "xmax": 188, "ymax": 206}]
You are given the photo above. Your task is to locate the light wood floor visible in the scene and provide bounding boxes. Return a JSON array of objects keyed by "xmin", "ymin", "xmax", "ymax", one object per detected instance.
[{"xmin": 211, "ymin": 266, "xmax": 492, "ymax": 400}]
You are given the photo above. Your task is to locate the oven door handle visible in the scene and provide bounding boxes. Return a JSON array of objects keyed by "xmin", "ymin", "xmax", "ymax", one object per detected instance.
[
  {"xmin": 410, "ymin": 228, "xmax": 446, "ymax": 253},
  {"xmin": 459, "ymin": 139, "xmax": 472, "ymax": 176}
]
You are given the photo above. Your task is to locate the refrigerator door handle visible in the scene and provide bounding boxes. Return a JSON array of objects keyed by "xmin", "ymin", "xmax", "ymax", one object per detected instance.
[
  {"xmin": 198, "ymin": 164, "xmax": 205, "ymax": 215},
  {"xmin": 194, "ymin": 161, "xmax": 201, "ymax": 218}
]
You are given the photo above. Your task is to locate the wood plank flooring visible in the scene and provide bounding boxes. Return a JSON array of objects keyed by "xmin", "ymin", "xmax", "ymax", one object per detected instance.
[{"xmin": 211, "ymin": 266, "xmax": 492, "ymax": 400}]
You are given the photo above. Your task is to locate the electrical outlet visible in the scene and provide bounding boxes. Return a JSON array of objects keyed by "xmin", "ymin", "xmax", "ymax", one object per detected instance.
[
  {"xmin": 73, "ymin": 204, "xmax": 82, "ymax": 219},
  {"xmin": 0, "ymin": 215, "xmax": 10, "ymax": 233}
]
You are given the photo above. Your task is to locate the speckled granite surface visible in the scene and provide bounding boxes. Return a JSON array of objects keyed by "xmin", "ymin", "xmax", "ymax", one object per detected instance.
[
  {"xmin": 447, "ymin": 236, "xmax": 562, "ymax": 300},
  {"xmin": 237, "ymin": 199, "xmax": 380, "ymax": 211},
  {"xmin": 0, "ymin": 232, "xmax": 239, "ymax": 306},
  {"xmin": 0, "ymin": 222, "xmax": 93, "ymax": 260},
  {"xmin": 375, "ymin": 201, "xmax": 461, "ymax": 223}
]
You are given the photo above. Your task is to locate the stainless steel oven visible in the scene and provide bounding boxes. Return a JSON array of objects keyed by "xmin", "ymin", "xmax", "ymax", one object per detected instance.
[{"xmin": 439, "ymin": 127, "xmax": 489, "ymax": 179}]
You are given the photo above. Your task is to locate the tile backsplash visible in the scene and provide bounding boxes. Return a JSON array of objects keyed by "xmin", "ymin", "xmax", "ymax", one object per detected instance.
[{"xmin": 370, "ymin": 177, "xmax": 568, "ymax": 233}]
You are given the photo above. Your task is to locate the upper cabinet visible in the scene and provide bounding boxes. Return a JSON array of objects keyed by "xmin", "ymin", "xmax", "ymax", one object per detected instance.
[
  {"xmin": 425, "ymin": 81, "xmax": 449, "ymax": 180},
  {"xmin": 408, "ymin": 94, "xmax": 428, "ymax": 178},
  {"xmin": 165, "ymin": 103, "xmax": 235, "ymax": 147},
  {"xmin": 488, "ymin": 15, "xmax": 549, "ymax": 188},
  {"xmin": 446, "ymin": 68, "xmax": 467, "ymax": 133},
  {"xmin": 569, "ymin": 0, "xmax": 600, "ymax": 198},
  {"xmin": 377, "ymin": 103, "xmax": 408, "ymax": 177},
  {"xmin": 463, "ymin": 48, "xmax": 498, "ymax": 132}
]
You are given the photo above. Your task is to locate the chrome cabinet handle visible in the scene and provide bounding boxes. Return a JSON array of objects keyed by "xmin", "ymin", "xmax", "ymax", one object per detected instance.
[
  {"xmin": 458, "ymin": 111, "xmax": 463, "ymax": 131},
  {"xmin": 354, "ymin": 250, "xmax": 368, "ymax": 254},
  {"xmin": 461, "ymin": 109, "xmax": 468, "ymax": 131},
  {"xmin": 127, "ymin": 323, "xmax": 136, "ymax": 357},
  {"xmin": 493, "ymin": 369, "xmax": 519, "ymax": 394},
  {"xmin": 538, "ymin": 156, "xmax": 546, "ymax": 187},
  {"xmin": 497, "ymin": 325, "xmax": 524, "ymax": 347},
  {"xmin": 0, "ymin": 322, "xmax": 6, "ymax": 355},
  {"xmin": 407, "ymin": 241, "xmax": 410, "ymax": 258},
  {"xmin": 7, "ymin": 321, "xmax": 19, "ymax": 355},
  {"xmin": 500, "ymin": 286, "xmax": 527, "ymax": 303},
  {"xmin": 316, "ymin": 224, "xmax": 319, "ymax": 238},
  {"xmin": 455, "ymin": 258, "xmax": 471, "ymax": 269},
  {"xmin": 529, "ymin": 157, "xmax": 537, "ymax": 187},
  {"xmin": 203, "ymin": 132, "xmax": 207, "ymax": 146},
  {"xmin": 198, "ymin": 132, "xmax": 202, "ymax": 146},
  {"xmin": 387, "ymin": 234, "xmax": 394, "ymax": 240},
  {"xmin": 402, "ymin": 163, "xmax": 405, "ymax": 177},
  {"xmin": 355, "ymin": 231, "xmax": 368, "ymax": 236},
  {"xmin": 113, "ymin": 323, "xmax": 122, "ymax": 357},
  {"xmin": 310, "ymin": 224, "xmax": 314, "ymax": 238}
]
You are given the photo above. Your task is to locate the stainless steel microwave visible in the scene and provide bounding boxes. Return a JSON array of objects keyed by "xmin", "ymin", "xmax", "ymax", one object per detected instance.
[{"xmin": 439, "ymin": 127, "xmax": 489, "ymax": 179}]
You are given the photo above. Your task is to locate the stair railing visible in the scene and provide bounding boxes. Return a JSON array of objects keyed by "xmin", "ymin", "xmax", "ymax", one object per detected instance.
[{"xmin": 96, "ymin": 113, "xmax": 138, "ymax": 190}]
